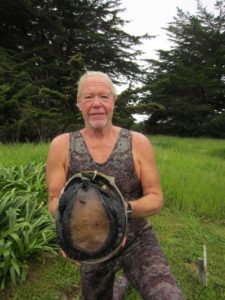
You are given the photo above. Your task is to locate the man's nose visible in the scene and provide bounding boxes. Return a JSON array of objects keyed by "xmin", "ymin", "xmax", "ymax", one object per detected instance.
[{"xmin": 92, "ymin": 96, "xmax": 102, "ymax": 106}]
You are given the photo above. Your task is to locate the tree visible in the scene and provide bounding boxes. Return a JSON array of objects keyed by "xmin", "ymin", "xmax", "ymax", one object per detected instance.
[
  {"xmin": 141, "ymin": 0, "xmax": 225, "ymax": 137},
  {"xmin": 0, "ymin": 0, "xmax": 150, "ymax": 142}
]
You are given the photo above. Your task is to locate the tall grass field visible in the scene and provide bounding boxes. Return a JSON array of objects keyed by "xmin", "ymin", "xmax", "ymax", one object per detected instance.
[
  {"xmin": 151, "ymin": 136, "xmax": 225, "ymax": 221},
  {"xmin": 1, "ymin": 136, "xmax": 224, "ymax": 220},
  {"xmin": 0, "ymin": 135, "xmax": 224, "ymax": 300}
]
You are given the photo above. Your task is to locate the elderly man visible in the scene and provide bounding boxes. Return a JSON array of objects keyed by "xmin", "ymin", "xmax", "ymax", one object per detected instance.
[{"xmin": 46, "ymin": 71, "xmax": 184, "ymax": 300}]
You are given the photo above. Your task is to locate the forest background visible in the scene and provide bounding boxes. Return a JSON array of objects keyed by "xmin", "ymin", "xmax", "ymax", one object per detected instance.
[{"xmin": 0, "ymin": 0, "xmax": 224, "ymax": 142}]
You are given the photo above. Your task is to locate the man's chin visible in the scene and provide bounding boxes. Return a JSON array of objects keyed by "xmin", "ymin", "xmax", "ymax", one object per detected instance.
[{"xmin": 89, "ymin": 120, "xmax": 108, "ymax": 129}]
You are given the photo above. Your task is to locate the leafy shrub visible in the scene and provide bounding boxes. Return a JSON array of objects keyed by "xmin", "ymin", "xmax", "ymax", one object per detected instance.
[
  {"xmin": 0, "ymin": 163, "xmax": 47, "ymax": 201},
  {"xmin": 0, "ymin": 163, "xmax": 58, "ymax": 289}
]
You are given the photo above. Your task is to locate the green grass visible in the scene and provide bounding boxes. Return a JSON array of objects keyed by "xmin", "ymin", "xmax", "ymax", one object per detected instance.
[
  {"xmin": 151, "ymin": 135, "xmax": 225, "ymax": 221},
  {"xmin": 0, "ymin": 136, "xmax": 225, "ymax": 299},
  {"xmin": 0, "ymin": 143, "xmax": 49, "ymax": 167},
  {"xmin": 0, "ymin": 209, "xmax": 224, "ymax": 300},
  {"xmin": 0, "ymin": 254, "xmax": 81, "ymax": 300},
  {"xmin": 1, "ymin": 136, "xmax": 224, "ymax": 220},
  {"xmin": 151, "ymin": 209, "xmax": 225, "ymax": 300}
]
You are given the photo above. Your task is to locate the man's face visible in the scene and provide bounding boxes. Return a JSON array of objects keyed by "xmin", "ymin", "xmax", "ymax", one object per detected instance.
[{"xmin": 77, "ymin": 76, "xmax": 115, "ymax": 130}]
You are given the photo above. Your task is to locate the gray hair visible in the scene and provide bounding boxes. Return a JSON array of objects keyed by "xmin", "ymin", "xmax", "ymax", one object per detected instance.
[{"xmin": 77, "ymin": 71, "xmax": 117, "ymax": 98}]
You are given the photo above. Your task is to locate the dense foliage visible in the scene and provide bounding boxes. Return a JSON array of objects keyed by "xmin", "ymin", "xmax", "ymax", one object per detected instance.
[
  {"xmin": 0, "ymin": 0, "xmax": 224, "ymax": 140},
  {"xmin": 137, "ymin": 1, "xmax": 225, "ymax": 137},
  {"xmin": 0, "ymin": 163, "xmax": 57, "ymax": 289},
  {"xmin": 0, "ymin": 0, "xmax": 148, "ymax": 142}
]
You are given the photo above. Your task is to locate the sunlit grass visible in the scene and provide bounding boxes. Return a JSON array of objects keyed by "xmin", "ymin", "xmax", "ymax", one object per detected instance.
[
  {"xmin": 150, "ymin": 135, "xmax": 225, "ymax": 220},
  {"xmin": 0, "ymin": 136, "xmax": 225, "ymax": 299},
  {"xmin": 0, "ymin": 136, "xmax": 224, "ymax": 220},
  {"xmin": 0, "ymin": 143, "xmax": 49, "ymax": 167},
  {"xmin": 1, "ymin": 209, "xmax": 224, "ymax": 300}
]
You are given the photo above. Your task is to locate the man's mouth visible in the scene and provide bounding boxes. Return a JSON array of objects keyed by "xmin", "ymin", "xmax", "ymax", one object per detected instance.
[{"xmin": 89, "ymin": 112, "xmax": 105, "ymax": 116}]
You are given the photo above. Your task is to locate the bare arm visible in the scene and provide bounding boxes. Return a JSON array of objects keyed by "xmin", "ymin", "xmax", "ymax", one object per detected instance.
[
  {"xmin": 129, "ymin": 132, "xmax": 163, "ymax": 218},
  {"xmin": 46, "ymin": 133, "xmax": 69, "ymax": 217}
]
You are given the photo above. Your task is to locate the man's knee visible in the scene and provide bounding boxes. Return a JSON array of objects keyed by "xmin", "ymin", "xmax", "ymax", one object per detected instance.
[{"xmin": 146, "ymin": 281, "xmax": 184, "ymax": 300}]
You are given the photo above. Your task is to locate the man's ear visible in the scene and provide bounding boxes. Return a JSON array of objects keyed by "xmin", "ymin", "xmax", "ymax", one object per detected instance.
[
  {"xmin": 76, "ymin": 99, "xmax": 81, "ymax": 111},
  {"xmin": 76, "ymin": 103, "xmax": 80, "ymax": 111}
]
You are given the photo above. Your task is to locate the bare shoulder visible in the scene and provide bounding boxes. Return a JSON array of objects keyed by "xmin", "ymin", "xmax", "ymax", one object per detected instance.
[
  {"xmin": 131, "ymin": 131, "xmax": 154, "ymax": 152},
  {"xmin": 49, "ymin": 133, "xmax": 70, "ymax": 148},
  {"xmin": 130, "ymin": 131, "xmax": 156, "ymax": 179},
  {"xmin": 47, "ymin": 133, "xmax": 70, "ymax": 164}
]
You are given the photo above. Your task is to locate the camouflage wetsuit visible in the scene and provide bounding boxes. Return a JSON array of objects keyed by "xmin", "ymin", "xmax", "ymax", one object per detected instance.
[{"xmin": 67, "ymin": 128, "xmax": 184, "ymax": 300}]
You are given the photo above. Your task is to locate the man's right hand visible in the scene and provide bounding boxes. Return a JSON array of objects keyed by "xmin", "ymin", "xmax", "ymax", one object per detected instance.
[{"xmin": 61, "ymin": 250, "xmax": 81, "ymax": 266}]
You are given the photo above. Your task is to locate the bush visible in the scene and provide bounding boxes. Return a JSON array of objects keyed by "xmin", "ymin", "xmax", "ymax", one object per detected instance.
[{"xmin": 0, "ymin": 163, "xmax": 58, "ymax": 289}]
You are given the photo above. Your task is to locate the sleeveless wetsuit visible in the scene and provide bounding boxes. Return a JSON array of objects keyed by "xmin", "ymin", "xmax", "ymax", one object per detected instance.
[{"xmin": 67, "ymin": 128, "xmax": 184, "ymax": 300}]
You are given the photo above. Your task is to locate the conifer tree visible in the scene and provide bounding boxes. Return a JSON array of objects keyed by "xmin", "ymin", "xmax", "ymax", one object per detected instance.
[
  {"xmin": 141, "ymin": 1, "xmax": 225, "ymax": 137},
  {"xmin": 0, "ymin": 0, "xmax": 149, "ymax": 141}
]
